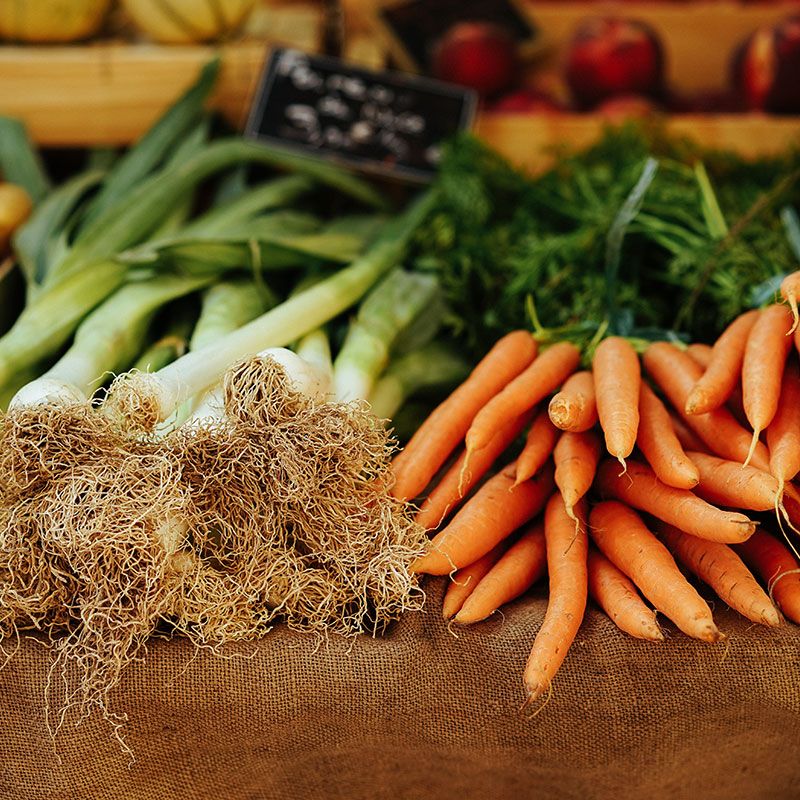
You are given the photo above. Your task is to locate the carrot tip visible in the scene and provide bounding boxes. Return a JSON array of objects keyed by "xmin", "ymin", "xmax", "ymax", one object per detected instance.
[
  {"xmin": 742, "ymin": 428, "xmax": 760, "ymax": 469},
  {"xmin": 616, "ymin": 455, "xmax": 627, "ymax": 478}
]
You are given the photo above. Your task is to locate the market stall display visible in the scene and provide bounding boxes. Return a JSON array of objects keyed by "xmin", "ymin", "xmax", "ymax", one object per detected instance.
[{"xmin": 1, "ymin": 2, "xmax": 800, "ymax": 797}]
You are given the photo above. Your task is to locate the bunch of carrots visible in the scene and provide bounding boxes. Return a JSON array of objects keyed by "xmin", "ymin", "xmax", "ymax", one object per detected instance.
[{"xmin": 391, "ymin": 270, "xmax": 800, "ymax": 708}]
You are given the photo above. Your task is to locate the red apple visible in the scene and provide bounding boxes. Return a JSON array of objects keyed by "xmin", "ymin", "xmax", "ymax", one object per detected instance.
[
  {"xmin": 595, "ymin": 94, "xmax": 659, "ymax": 120},
  {"xmin": 732, "ymin": 15, "xmax": 800, "ymax": 113},
  {"xmin": 566, "ymin": 16, "xmax": 665, "ymax": 109},
  {"xmin": 490, "ymin": 88, "xmax": 563, "ymax": 114},
  {"xmin": 431, "ymin": 22, "xmax": 520, "ymax": 97}
]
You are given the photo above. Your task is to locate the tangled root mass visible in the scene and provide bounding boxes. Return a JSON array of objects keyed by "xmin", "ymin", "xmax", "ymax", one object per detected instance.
[{"xmin": 0, "ymin": 357, "xmax": 426, "ymax": 740}]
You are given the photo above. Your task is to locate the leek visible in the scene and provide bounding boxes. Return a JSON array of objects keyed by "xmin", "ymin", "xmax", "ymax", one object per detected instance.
[
  {"xmin": 112, "ymin": 190, "xmax": 435, "ymax": 421},
  {"xmin": 368, "ymin": 342, "xmax": 470, "ymax": 420},
  {"xmin": 0, "ymin": 260, "xmax": 127, "ymax": 387},
  {"xmin": 11, "ymin": 273, "xmax": 214, "ymax": 406},
  {"xmin": 185, "ymin": 175, "xmax": 315, "ymax": 236},
  {"xmin": 190, "ymin": 279, "xmax": 274, "ymax": 351},
  {"xmin": 0, "ymin": 117, "xmax": 50, "ymax": 203},
  {"xmin": 132, "ymin": 304, "xmax": 197, "ymax": 373},
  {"xmin": 81, "ymin": 59, "xmax": 219, "ymax": 227},
  {"xmin": 56, "ymin": 139, "xmax": 385, "ymax": 283},
  {"xmin": 332, "ymin": 268, "xmax": 441, "ymax": 402}
]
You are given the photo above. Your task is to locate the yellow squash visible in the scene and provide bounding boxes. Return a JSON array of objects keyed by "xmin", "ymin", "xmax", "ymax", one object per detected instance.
[
  {"xmin": 121, "ymin": 0, "xmax": 257, "ymax": 43},
  {"xmin": 0, "ymin": 0, "xmax": 110, "ymax": 42}
]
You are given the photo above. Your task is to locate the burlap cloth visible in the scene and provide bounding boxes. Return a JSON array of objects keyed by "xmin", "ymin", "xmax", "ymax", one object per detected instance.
[{"xmin": 0, "ymin": 578, "xmax": 798, "ymax": 800}]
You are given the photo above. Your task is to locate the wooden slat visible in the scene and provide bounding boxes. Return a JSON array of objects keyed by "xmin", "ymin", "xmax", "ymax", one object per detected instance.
[
  {"xmin": 475, "ymin": 112, "xmax": 800, "ymax": 172},
  {"xmin": 0, "ymin": 1, "xmax": 323, "ymax": 146}
]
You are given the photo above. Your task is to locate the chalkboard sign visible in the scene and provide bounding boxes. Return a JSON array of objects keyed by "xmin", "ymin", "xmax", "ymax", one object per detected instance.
[
  {"xmin": 376, "ymin": 0, "xmax": 541, "ymax": 73},
  {"xmin": 245, "ymin": 48, "xmax": 477, "ymax": 183}
]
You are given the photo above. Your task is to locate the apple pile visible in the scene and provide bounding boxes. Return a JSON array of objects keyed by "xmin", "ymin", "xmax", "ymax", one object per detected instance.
[{"xmin": 427, "ymin": 13, "xmax": 800, "ymax": 117}]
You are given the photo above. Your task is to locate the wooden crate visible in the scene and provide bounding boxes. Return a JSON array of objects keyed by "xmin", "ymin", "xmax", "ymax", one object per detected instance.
[
  {"xmin": 342, "ymin": 1, "xmax": 800, "ymax": 164},
  {"xmin": 0, "ymin": 1, "xmax": 324, "ymax": 146}
]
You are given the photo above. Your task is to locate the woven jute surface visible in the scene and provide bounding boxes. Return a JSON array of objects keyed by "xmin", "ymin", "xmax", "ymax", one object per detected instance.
[{"xmin": 1, "ymin": 579, "xmax": 798, "ymax": 800}]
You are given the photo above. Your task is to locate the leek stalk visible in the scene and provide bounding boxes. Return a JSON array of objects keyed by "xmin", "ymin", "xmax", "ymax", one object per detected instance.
[
  {"xmin": 11, "ymin": 273, "xmax": 213, "ymax": 406},
  {"xmin": 122, "ymin": 191, "xmax": 435, "ymax": 421},
  {"xmin": 332, "ymin": 268, "xmax": 441, "ymax": 402},
  {"xmin": 368, "ymin": 343, "xmax": 470, "ymax": 420}
]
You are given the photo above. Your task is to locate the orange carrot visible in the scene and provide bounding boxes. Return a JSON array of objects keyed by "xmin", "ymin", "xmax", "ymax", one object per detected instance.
[
  {"xmin": 416, "ymin": 410, "xmax": 533, "ymax": 530},
  {"xmin": 547, "ymin": 370, "xmax": 597, "ymax": 432},
  {"xmin": 592, "ymin": 336, "xmax": 641, "ymax": 466},
  {"xmin": 668, "ymin": 410, "xmax": 708, "ymax": 453},
  {"xmin": 596, "ymin": 458, "xmax": 756, "ymax": 544},
  {"xmin": 684, "ymin": 309, "xmax": 759, "ymax": 415},
  {"xmin": 638, "ymin": 382, "xmax": 699, "ymax": 490},
  {"xmin": 553, "ymin": 429, "xmax": 601, "ymax": 521},
  {"xmin": 643, "ymin": 341, "xmax": 770, "ymax": 471},
  {"xmin": 523, "ymin": 495, "xmax": 588, "ymax": 702},
  {"xmin": 735, "ymin": 530, "xmax": 800, "ymax": 624},
  {"xmin": 686, "ymin": 343, "xmax": 713, "ymax": 367},
  {"xmin": 741, "ymin": 304, "xmax": 794, "ymax": 465},
  {"xmin": 767, "ymin": 360, "xmax": 800, "ymax": 494},
  {"xmin": 587, "ymin": 548, "xmax": 663, "ymax": 641},
  {"xmin": 514, "ymin": 408, "xmax": 560, "ymax": 486},
  {"xmin": 686, "ymin": 342, "xmax": 747, "ymax": 425},
  {"xmin": 411, "ymin": 461, "xmax": 554, "ymax": 575},
  {"xmin": 686, "ymin": 450, "xmax": 782, "ymax": 512},
  {"xmin": 589, "ymin": 501, "xmax": 722, "ymax": 642},
  {"xmin": 441, "ymin": 543, "xmax": 508, "ymax": 620},
  {"xmin": 391, "ymin": 330, "xmax": 537, "ymax": 501},
  {"xmin": 455, "ymin": 522, "xmax": 547, "ymax": 624},
  {"xmin": 780, "ymin": 270, "xmax": 800, "ymax": 335},
  {"xmin": 657, "ymin": 522, "xmax": 780, "ymax": 627},
  {"xmin": 465, "ymin": 342, "xmax": 581, "ymax": 456}
]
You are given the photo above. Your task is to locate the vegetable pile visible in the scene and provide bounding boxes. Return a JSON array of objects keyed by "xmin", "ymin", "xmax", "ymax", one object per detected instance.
[
  {"xmin": 403, "ymin": 287, "xmax": 800, "ymax": 707},
  {"xmin": 412, "ymin": 130, "xmax": 800, "ymax": 359},
  {"xmin": 2, "ymin": 55, "xmax": 800, "ymax": 738},
  {"xmin": 0, "ymin": 63, "xmax": 471, "ymax": 746}
]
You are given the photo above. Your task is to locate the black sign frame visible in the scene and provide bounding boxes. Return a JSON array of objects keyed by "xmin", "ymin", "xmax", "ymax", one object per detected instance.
[{"xmin": 245, "ymin": 48, "xmax": 478, "ymax": 184}]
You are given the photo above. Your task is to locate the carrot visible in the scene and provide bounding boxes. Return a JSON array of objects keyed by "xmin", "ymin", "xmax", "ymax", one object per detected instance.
[
  {"xmin": 441, "ymin": 543, "xmax": 508, "ymax": 620},
  {"xmin": 514, "ymin": 408, "xmax": 560, "ymax": 486},
  {"xmin": 596, "ymin": 458, "xmax": 756, "ymax": 544},
  {"xmin": 741, "ymin": 304, "xmax": 794, "ymax": 466},
  {"xmin": 465, "ymin": 342, "xmax": 581, "ymax": 456},
  {"xmin": 411, "ymin": 461, "xmax": 554, "ymax": 575},
  {"xmin": 391, "ymin": 330, "xmax": 537, "ymax": 501},
  {"xmin": 455, "ymin": 522, "xmax": 547, "ymax": 624},
  {"xmin": 523, "ymin": 495, "xmax": 588, "ymax": 703},
  {"xmin": 767, "ymin": 360, "xmax": 800, "ymax": 495},
  {"xmin": 587, "ymin": 548, "xmax": 663, "ymax": 641},
  {"xmin": 657, "ymin": 522, "xmax": 780, "ymax": 627},
  {"xmin": 637, "ymin": 382, "xmax": 699, "ymax": 490},
  {"xmin": 780, "ymin": 270, "xmax": 800, "ymax": 335},
  {"xmin": 686, "ymin": 342, "xmax": 748, "ymax": 426},
  {"xmin": 643, "ymin": 341, "xmax": 770, "ymax": 471},
  {"xmin": 684, "ymin": 309, "xmax": 759, "ymax": 415},
  {"xmin": 589, "ymin": 501, "xmax": 722, "ymax": 642},
  {"xmin": 668, "ymin": 410, "xmax": 708, "ymax": 453},
  {"xmin": 415, "ymin": 410, "xmax": 533, "ymax": 530},
  {"xmin": 686, "ymin": 343, "xmax": 713, "ymax": 367},
  {"xmin": 686, "ymin": 450, "xmax": 782, "ymax": 512},
  {"xmin": 547, "ymin": 370, "xmax": 597, "ymax": 433},
  {"xmin": 735, "ymin": 530, "xmax": 800, "ymax": 624},
  {"xmin": 553, "ymin": 429, "xmax": 601, "ymax": 522},
  {"xmin": 592, "ymin": 336, "xmax": 641, "ymax": 466}
]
